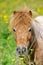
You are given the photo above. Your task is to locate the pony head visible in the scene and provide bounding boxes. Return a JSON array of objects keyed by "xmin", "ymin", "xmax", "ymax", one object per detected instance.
[{"xmin": 10, "ymin": 7, "xmax": 33, "ymax": 57}]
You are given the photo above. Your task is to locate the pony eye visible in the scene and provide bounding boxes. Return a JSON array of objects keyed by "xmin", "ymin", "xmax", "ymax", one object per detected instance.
[
  {"xmin": 13, "ymin": 28, "xmax": 16, "ymax": 32},
  {"xmin": 28, "ymin": 28, "xmax": 32, "ymax": 32}
]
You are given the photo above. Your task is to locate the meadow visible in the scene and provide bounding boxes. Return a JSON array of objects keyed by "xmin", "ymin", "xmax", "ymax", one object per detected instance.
[{"xmin": 0, "ymin": 0, "xmax": 43, "ymax": 65}]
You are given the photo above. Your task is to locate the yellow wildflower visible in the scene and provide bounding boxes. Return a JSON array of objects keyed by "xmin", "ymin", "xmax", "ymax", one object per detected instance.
[
  {"xmin": 30, "ymin": 49, "xmax": 34, "ymax": 52},
  {"xmin": 4, "ymin": 15, "xmax": 8, "ymax": 19},
  {"xmin": 4, "ymin": 15, "xmax": 8, "ymax": 23},
  {"xmin": 11, "ymin": 58, "xmax": 15, "ymax": 62},
  {"xmin": 37, "ymin": 8, "xmax": 41, "ymax": 13},
  {"xmin": 19, "ymin": 58, "xmax": 24, "ymax": 61}
]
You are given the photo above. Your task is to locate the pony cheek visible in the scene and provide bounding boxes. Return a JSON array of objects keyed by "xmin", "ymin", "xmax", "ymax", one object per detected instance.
[
  {"xmin": 13, "ymin": 33, "xmax": 17, "ymax": 41},
  {"xmin": 28, "ymin": 33, "xmax": 32, "ymax": 40}
]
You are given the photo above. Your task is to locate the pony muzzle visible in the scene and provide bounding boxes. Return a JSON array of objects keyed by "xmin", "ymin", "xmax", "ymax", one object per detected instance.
[{"xmin": 16, "ymin": 47, "xmax": 28, "ymax": 57}]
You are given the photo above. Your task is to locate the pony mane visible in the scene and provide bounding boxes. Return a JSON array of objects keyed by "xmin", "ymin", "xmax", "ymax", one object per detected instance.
[
  {"xmin": 10, "ymin": 7, "xmax": 32, "ymax": 30},
  {"xmin": 32, "ymin": 16, "xmax": 43, "ymax": 44}
]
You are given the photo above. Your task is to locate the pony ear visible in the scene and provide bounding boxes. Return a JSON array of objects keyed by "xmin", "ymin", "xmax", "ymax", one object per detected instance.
[
  {"xmin": 13, "ymin": 11, "xmax": 17, "ymax": 14},
  {"xmin": 29, "ymin": 10, "xmax": 32, "ymax": 17}
]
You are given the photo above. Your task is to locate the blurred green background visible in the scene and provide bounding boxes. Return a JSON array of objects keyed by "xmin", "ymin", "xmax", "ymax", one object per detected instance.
[{"xmin": 0, "ymin": 0, "xmax": 43, "ymax": 65}]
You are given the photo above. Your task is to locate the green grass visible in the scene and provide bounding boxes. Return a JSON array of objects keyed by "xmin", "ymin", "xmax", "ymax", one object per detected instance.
[{"xmin": 0, "ymin": 0, "xmax": 43, "ymax": 65}]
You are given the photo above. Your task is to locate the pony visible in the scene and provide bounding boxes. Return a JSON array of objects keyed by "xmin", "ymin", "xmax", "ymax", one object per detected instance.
[{"xmin": 9, "ymin": 7, "xmax": 43, "ymax": 65}]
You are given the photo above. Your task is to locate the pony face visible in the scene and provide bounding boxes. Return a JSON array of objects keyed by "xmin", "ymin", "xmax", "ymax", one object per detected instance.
[{"xmin": 10, "ymin": 10, "xmax": 32, "ymax": 57}]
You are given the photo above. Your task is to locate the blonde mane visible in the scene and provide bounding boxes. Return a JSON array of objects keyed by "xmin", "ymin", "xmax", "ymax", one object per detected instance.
[{"xmin": 10, "ymin": 7, "xmax": 32, "ymax": 31}]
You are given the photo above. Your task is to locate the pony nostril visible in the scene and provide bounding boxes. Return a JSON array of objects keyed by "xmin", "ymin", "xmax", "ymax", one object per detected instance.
[
  {"xmin": 18, "ymin": 50, "xmax": 21, "ymax": 54},
  {"xmin": 16, "ymin": 47, "xmax": 21, "ymax": 54},
  {"xmin": 22, "ymin": 47, "xmax": 26, "ymax": 54}
]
